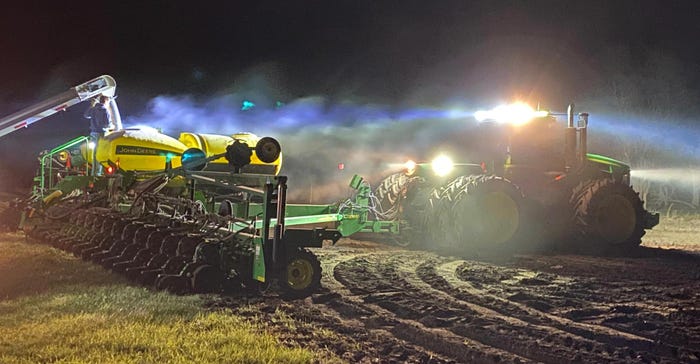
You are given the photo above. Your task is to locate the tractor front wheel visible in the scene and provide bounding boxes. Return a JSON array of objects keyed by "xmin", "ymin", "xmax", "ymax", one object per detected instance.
[{"xmin": 571, "ymin": 179, "xmax": 646, "ymax": 250}]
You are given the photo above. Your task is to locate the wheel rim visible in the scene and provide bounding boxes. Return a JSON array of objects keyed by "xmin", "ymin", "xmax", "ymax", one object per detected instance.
[
  {"xmin": 594, "ymin": 194, "xmax": 636, "ymax": 244},
  {"xmin": 286, "ymin": 258, "xmax": 314, "ymax": 290},
  {"xmin": 477, "ymin": 192, "xmax": 520, "ymax": 245}
]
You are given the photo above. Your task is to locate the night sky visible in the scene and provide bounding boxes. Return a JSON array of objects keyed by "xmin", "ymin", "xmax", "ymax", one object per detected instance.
[{"xmin": 1, "ymin": 1, "xmax": 700, "ymax": 193}]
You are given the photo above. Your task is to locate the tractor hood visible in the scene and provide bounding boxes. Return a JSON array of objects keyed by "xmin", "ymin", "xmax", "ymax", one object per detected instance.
[{"xmin": 586, "ymin": 153, "xmax": 630, "ymax": 175}]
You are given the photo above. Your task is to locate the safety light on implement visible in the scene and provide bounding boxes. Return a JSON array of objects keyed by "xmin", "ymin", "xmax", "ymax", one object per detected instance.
[
  {"xmin": 474, "ymin": 102, "xmax": 548, "ymax": 126},
  {"xmin": 105, "ymin": 165, "xmax": 114, "ymax": 175},
  {"xmin": 431, "ymin": 155, "xmax": 454, "ymax": 177}
]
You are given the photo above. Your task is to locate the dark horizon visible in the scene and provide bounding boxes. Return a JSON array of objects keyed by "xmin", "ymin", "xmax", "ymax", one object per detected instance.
[
  {"xmin": 3, "ymin": 1, "xmax": 700, "ymax": 104},
  {"xmin": 1, "ymin": 1, "xmax": 700, "ymax": 192}
]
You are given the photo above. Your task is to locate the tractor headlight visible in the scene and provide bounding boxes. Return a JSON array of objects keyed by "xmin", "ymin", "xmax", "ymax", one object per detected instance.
[
  {"xmin": 404, "ymin": 159, "xmax": 417, "ymax": 175},
  {"xmin": 431, "ymin": 155, "xmax": 454, "ymax": 177},
  {"xmin": 475, "ymin": 102, "xmax": 548, "ymax": 126}
]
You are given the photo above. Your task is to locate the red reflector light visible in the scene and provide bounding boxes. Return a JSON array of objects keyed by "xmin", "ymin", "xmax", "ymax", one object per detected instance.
[{"xmin": 106, "ymin": 166, "xmax": 114, "ymax": 175}]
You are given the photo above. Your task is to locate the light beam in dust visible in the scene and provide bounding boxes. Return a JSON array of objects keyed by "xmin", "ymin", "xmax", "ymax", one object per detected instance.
[
  {"xmin": 120, "ymin": 94, "xmax": 700, "ymax": 203},
  {"xmin": 631, "ymin": 169, "xmax": 700, "ymax": 187},
  {"xmin": 120, "ymin": 94, "xmax": 489, "ymax": 203},
  {"xmin": 583, "ymin": 113, "xmax": 700, "ymax": 159},
  {"xmin": 122, "ymin": 94, "xmax": 477, "ymax": 135}
]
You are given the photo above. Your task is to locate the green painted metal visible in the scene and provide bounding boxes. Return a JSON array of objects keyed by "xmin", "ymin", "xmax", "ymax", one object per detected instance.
[
  {"xmin": 336, "ymin": 174, "xmax": 400, "ymax": 236},
  {"xmin": 229, "ymin": 213, "xmax": 343, "ymax": 232},
  {"xmin": 349, "ymin": 174, "xmax": 364, "ymax": 189},
  {"xmin": 586, "ymin": 153, "xmax": 630, "ymax": 174},
  {"xmin": 240, "ymin": 203, "xmax": 334, "ymax": 218},
  {"xmin": 252, "ymin": 237, "xmax": 266, "ymax": 282},
  {"xmin": 337, "ymin": 213, "xmax": 364, "ymax": 236},
  {"xmin": 586, "ymin": 153, "xmax": 628, "ymax": 168},
  {"xmin": 252, "ymin": 182, "xmax": 273, "ymax": 282},
  {"xmin": 281, "ymin": 213, "xmax": 343, "ymax": 226},
  {"xmin": 39, "ymin": 135, "xmax": 90, "ymax": 195},
  {"xmin": 224, "ymin": 174, "xmax": 400, "ymax": 239},
  {"xmin": 51, "ymin": 175, "xmax": 95, "ymax": 195},
  {"xmin": 360, "ymin": 220, "xmax": 400, "ymax": 234}
]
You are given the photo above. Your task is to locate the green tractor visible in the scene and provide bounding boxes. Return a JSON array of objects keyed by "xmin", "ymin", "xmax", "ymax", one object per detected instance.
[{"xmin": 374, "ymin": 103, "xmax": 660, "ymax": 253}]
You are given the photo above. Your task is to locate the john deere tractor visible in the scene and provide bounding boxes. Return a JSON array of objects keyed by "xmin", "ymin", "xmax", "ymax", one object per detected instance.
[{"xmin": 374, "ymin": 103, "xmax": 659, "ymax": 253}]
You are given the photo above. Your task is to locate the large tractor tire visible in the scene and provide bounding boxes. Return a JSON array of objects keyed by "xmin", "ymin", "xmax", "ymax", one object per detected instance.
[
  {"xmin": 279, "ymin": 248, "xmax": 321, "ymax": 299},
  {"xmin": 372, "ymin": 172, "xmax": 425, "ymax": 246},
  {"xmin": 571, "ymin": 179, "xmax": 646, "ymax": 250},
  {"xmin": 373, "ymin": 172, "xmax": 411, "ymax": 220},
  {"xmin": 428, "ymin": 175, "xmax": 523, "ymax": 252}
]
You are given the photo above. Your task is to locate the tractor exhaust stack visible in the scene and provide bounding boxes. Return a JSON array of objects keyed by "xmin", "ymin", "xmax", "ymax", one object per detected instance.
[
  {"xmin": 578, "ymin": 112, "xmax": 589, "ymax": 166},
  {"xmin": 564, "ymin": 103, "xmax": 577, "ymax": 170}
]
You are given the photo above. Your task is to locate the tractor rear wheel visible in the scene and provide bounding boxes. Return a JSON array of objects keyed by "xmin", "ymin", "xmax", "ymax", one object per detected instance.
[
  {"xmin": 430, "ymin": 175, "xmax": 523, "ymax": 252},
  {"xmin": 571, "ymin": 179, "xmax": 646, "ymax": 249},
  {"xmin": 279, "ymin": 248, "xmax": 321, "ymax": 299}
]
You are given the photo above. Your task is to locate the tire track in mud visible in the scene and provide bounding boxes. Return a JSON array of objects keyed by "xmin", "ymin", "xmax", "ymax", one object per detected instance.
[
  {"xmin": 314, "ymin": 247, "xmax": 528, "ymax": 364},
  {"xmin": 501, "ymin": 254, "xmax": 700, "ymax": 359},
  {"xmin": 420, "ymin": 258, "xmax": 687, "ymax": 362},
  {"xmin": 323, "ymin": 244, "xmax": 697, "ymax": 363},
  {"xmin": 333, "ymin": 252, "xmax": 638, "ymax": 364},
  {"xmin": 208, "ymin": 240, "xmax": 700, "ymax": 363},
  {"xmin": 429, "ymin": 259, "xmax": 654, "ymax": 346}
]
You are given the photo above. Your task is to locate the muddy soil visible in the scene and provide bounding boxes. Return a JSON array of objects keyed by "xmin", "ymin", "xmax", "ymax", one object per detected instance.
[
  {"xmin": 207, "ymin": 239, "xmax": 700, "ymax": 363},
  {"xmin": 3, "ymin": 194, "xmax": 698, "ymax": 363}
]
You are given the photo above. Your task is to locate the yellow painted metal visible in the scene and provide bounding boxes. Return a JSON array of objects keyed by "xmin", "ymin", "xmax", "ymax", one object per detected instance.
[
  {"xmin": 180, "ymin": 132, "xmax": 282, "ymax": 174},
  {"xmin": 285, "ymin": 258, "xmax": 314, "ymax": 289},
  {"xmin": 79, "ymin": 129, "xmax": 282, "ymax": 174},
  {"xmin": 95, "ymin": 129, "xmax": 188, "ymax": 171},
  {"xmin": 179, "ymin": 132, "xmax": 232, "ymax": 165}
]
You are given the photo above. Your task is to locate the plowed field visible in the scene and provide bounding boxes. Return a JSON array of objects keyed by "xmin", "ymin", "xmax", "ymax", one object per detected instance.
[
  {"xmin": 209, "ymin": 238, "xmax": 700, "ymax": 363},
  {"xmin": 2, "ymin": 193, "xmax": 699, "ymax": 363}
]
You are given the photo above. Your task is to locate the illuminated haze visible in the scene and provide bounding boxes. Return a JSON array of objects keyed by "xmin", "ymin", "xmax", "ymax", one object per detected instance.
[
  {"xmin": 124, "ymin": 94, "xmax": 479, "ymax": 202},
  {"xmin": 122, "ymin": 91, "xmax": 700, "ymax": 203}
]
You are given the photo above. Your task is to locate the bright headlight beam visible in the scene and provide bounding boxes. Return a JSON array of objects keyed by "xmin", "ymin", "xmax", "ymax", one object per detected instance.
[
  {"xmin": 475, "ymin": 102, "xmax": 548, "ymax": 126},
  {"xmin": 431, "ymin": 155, "xmax": 454, "ymax": 177},
  {"xmin": 404, "ymin": 159, "xmax": 417, "ymax": 175}
]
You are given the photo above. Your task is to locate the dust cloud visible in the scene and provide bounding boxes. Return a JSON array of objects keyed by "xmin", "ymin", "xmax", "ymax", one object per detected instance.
[{"xmin": 124, "ymin": 93, "xmax": 491, "ymax": 202}]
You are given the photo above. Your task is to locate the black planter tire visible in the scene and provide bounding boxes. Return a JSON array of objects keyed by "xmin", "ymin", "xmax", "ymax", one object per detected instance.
[{"xmin": 278, "ymin": 248, "xmax": 322, "ymax": 299}]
